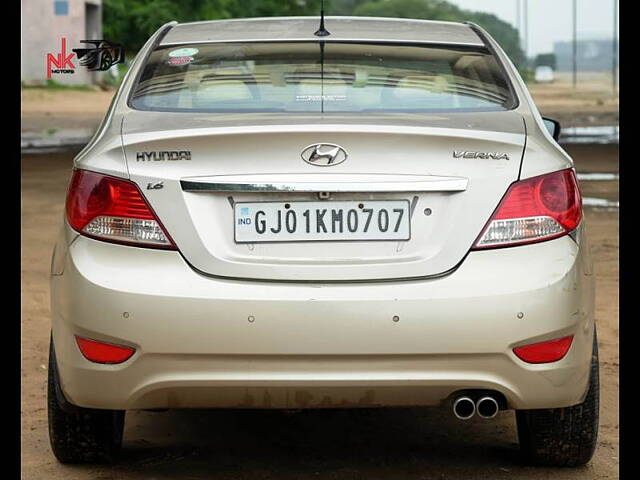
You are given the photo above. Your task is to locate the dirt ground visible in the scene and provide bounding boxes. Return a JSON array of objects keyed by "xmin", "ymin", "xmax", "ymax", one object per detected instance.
[
  {"xmin": 527, "ymin": 75, "xmax": 619, "ymax": 127},
  {"xmin": 21, "ymin": 89, "xmax": 115, "ymax": 134},
  {"xmin": 20, "ymin": 142, "xmax": 618, "ymax": 479}
]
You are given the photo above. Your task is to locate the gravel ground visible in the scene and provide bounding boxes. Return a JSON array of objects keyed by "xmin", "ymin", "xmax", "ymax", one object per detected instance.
[{"xmin": 20, "ymin": 143, "xmax": 618, "ymax": 479}]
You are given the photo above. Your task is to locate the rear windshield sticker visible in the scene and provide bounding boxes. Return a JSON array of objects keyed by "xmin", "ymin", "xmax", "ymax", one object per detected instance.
[
  {"xmin": 167, "ymin": 56, "xmax": 193, "ymax": 66},
  {"xmin": 168, "ymin": 47, "xmax": 199, "ymax": 58}
]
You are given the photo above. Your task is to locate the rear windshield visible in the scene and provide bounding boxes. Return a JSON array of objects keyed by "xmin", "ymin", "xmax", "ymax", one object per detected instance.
[{"xmin": 130, "ymin": 42, "xmax": 516, "ymax": 113}]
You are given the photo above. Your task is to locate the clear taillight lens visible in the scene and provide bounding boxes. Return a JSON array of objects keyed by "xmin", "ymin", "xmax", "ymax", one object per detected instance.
[
  {"xmin": 66, "ymin": 169, "xmax": 176, "ymax": 249},
  {"xmin": 473, "ymin": 169, "xmax": 582, "ymax": 249}
]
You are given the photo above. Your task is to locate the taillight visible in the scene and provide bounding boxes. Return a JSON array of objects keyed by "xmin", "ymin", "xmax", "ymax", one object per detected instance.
[
  {"xmin": 473, "ymin": 169, "xmax": 582, "ymax": 249},
  {"xmin": 75, "ymin": 336, "xmax": 136, "ymax": 364},
  {"xmin": 66, "ymin": 169, "xmax": 176, "ymax": 249},
  {"xmin": 513, "ymin": 335, "xmax": 574, "ymax": 364}
]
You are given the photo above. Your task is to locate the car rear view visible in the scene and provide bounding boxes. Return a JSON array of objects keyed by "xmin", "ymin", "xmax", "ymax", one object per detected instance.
[{"xmin": 48, "ymin": 17, "xmax": 597, "ymax": 467}]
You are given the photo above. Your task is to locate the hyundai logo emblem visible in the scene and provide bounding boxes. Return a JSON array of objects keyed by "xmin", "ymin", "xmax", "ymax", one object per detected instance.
[{"xmin": 301, "ymin": 143, "xmax": 348, "ymax": 166}]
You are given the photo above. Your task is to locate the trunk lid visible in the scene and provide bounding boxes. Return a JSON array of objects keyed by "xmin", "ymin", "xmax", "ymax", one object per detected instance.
[{"xmin": 123, "ymin": 110, "xmax": 525, "ymax": 281}]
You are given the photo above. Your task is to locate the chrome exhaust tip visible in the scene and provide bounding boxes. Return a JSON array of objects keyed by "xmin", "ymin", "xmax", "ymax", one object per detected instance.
[
  {"xmin": 453, "ymin": 396, "xmax": 476, "ymax": 420},
  {"xmin": 476, "ymin": 396, "xmax": 499, "ymax": 419}
]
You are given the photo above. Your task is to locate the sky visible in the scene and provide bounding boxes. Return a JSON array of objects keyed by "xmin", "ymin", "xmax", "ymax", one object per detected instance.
[{"xmin": 448, "ymin": 0, "xmax": 618, "ymax": 56}]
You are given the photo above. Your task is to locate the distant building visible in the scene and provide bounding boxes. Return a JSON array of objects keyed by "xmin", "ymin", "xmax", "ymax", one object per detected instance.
[
  {"xmin": 22, "ymin": 0, "xmax": 102, "ymax": 85},
  {"xmin": 553, "ymin": 38, "xmax": 617, "ymax": 73}
]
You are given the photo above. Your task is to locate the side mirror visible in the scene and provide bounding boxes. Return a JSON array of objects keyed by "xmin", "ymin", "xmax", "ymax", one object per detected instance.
[{"xmin": 542, "ymin": 117, "xmax": 561, "ymax": 141}]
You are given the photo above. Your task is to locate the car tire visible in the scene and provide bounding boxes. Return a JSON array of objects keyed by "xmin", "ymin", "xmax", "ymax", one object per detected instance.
[
  {"xmin": 100, "ymin": 50, "xmax": 113, "ymax": 71},
  {"xmin": 516, "ymin": 328, "xmax": 599, "ymax": 467},
  {"xmin": 47, "ymin": 336, "xmax": 125, "ymax": 464}
]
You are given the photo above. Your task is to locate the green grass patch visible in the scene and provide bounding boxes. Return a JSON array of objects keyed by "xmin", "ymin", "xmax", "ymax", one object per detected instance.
[{"xmin": 21, "ymin": 79, "xmax": 98, "ymax": 91}]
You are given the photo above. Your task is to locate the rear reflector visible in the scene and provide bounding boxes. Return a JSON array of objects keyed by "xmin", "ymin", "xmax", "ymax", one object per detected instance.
[
  {"xmin": 473, "ymin": 169, "xmax": 582, "ymax": 249},
  {"xmin": 513, "ymin": 335, "xmax": 574, "ymax": 364},
  {"xmin": 75, "ymin": 336, "xmax": 136, "ymax": 364},
  {"xmin": 66, "ymin": 169, "xmax": 176, "ymax": 249}
]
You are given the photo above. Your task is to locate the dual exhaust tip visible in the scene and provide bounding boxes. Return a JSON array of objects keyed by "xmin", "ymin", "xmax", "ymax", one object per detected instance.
[{"xmin": 453, "ymin": 395, "xmax": 499, "ymax": 420}]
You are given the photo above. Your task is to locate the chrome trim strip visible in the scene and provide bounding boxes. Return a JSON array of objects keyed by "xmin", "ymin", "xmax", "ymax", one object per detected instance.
[{"xmin": 180, "ymin": 177, "xmax": 468, "ymax": 193}]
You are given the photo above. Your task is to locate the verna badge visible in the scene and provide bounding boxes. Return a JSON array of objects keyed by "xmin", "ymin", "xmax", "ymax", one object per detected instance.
[
  {"xmin": 453, "ymin": 151, "xmax": 510, "ymax": 160},
  {"xmin": 301, "ymin": 143, "xmax": 348, "ymax": 166}
]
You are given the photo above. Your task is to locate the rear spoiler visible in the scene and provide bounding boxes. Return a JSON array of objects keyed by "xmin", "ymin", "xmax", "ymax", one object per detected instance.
[
  {"xmin": 126, "ymin": 21, "xmax": 177, "ymax": 109},
  {"xmin": 465, "ymin": 22, "xmax": 520, "ymax": 111}
]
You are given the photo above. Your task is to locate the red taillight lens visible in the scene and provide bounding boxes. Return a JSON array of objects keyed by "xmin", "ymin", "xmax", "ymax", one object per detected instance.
[
  {"xmin": 473, "ymin": 169, "xmax": 582, "ymax": 249},
  {"xmin": 66, "ymin": 169, "xmax": 176, "ymax": 249},
  {"xmin": 75, "ymin": 336, "xmax": 136, "ymax": 364},
  {"xmin": 513, "ymin": 335, "xmax": 574, "ymax": 364}
]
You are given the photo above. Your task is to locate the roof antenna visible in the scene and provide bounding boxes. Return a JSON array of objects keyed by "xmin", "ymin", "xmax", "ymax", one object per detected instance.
[{"xmin": 314, "ymin": 0, "xmax": 330, "ymax": 37}]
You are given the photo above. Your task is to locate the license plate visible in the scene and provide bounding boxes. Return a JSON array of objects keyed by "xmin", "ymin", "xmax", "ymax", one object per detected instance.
[{"xmin": 234, "ymin": 200, "xmax": 411, "ymax": 243}]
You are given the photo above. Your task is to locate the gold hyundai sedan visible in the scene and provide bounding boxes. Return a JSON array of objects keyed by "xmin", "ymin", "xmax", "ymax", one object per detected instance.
[{"xmin": 48, "ymin": 16, "xmax": 597, "ymax": 467}]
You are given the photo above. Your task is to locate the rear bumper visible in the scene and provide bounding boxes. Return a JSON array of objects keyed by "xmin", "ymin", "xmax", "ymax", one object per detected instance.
[{"xmin": 50, "ymin": 228, "xmax": 595, "ymax": 411}]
